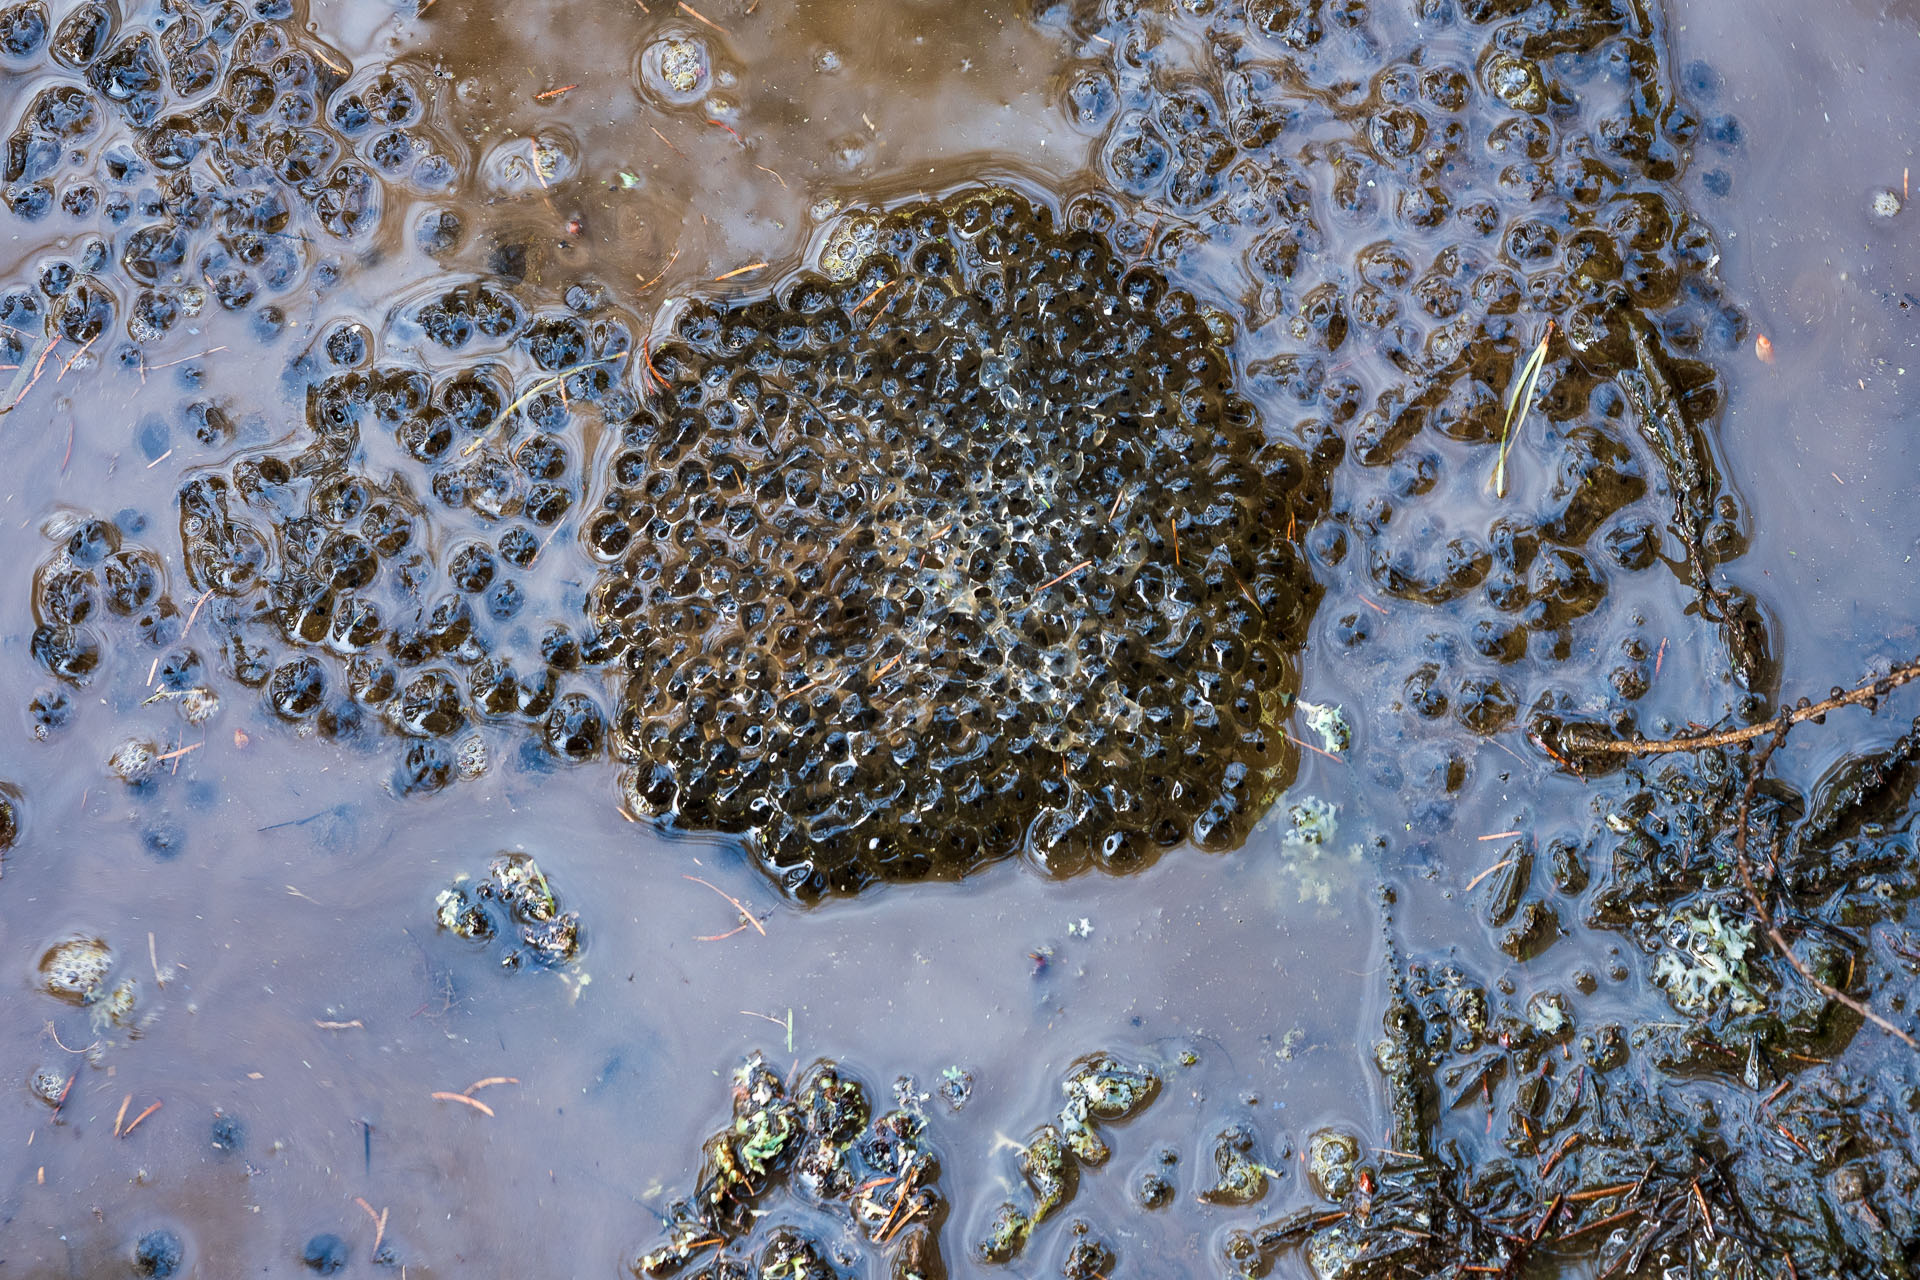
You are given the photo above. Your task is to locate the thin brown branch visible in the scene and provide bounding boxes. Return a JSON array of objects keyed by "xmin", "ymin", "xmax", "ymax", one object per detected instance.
[{"xmin": 1568, "ymin": 656, "xmax": 1920, "ymax": 757}]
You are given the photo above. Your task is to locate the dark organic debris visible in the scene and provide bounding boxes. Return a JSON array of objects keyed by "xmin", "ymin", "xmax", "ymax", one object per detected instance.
[
  {"xmin": 634, "ymin": 1052, "xmax": 949, "ymax": 1280},
  {"xmin": 435, "ymin": 851, "xmax": 582, "ymax": 969},
  {"xmin": 1221, "ymin": 719, "xmax": 1920, "ymax": 1280},
  {"xmin": 300, "ymin": 1232, "xmax": 348, "ymax": 1274},
  {"xmin": 132, "ymin": 1228, "xmax": 184, "ymax": 1278},
  {"xmin": 974, "ymin": 1052, "xmax": 1159, "ymax": 1262}
]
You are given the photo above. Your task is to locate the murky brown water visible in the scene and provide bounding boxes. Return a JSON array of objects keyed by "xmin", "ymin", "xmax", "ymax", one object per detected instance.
[{"xmin": 0, "ymin": 0, "xmax": 1915, "ymax": 1274}]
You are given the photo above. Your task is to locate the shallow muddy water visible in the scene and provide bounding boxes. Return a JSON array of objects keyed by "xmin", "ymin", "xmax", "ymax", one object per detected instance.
[{"xmin": 0, "ymin": 0, "xmax": 1915, "ymax": 1275}]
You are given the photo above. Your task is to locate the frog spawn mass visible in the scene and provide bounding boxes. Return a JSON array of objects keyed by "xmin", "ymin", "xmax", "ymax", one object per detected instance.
[
  {"xmin": 1041, "ymin": 0, "xmax": 1763, "ymax": 763},
  {"xmin": 590, "ymin": 191, "xmax": 1316, "ymax": 898}
]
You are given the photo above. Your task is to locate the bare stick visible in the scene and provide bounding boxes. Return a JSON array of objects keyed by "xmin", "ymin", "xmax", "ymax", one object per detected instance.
[{"xmin": 1568, "ymin": 655, "xmax": 1920, "ymax": 757}]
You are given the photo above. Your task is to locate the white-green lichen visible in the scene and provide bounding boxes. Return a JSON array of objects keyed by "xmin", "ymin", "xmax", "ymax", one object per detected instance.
[
  {"xmin": 1296, "ymin": 700, "xmax": 1351, "ymax": 754},
  {"xmin": 1271, "ymin": 796, "xmax": 1367, "ymax": 906},
  {"xmin": 1651, "ymin": 903, "xmax": 1766, "ymax": 1017},
  {"xmin": 1286, "ymin": 797, "xmax": 1339, "ymax": 847}
]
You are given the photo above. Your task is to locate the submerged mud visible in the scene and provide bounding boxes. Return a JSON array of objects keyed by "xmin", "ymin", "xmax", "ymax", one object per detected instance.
[{"xmin": 0, "ymin": 0, "xmax": 1916, "ymax": 1274}]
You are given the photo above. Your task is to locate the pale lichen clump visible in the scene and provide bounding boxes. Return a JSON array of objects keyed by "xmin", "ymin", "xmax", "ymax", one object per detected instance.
[
  {"xmin": 1651, "ymin": 902, "xmax": 1766, "ymax": 1016},
  {"xmin": 1271, "ymin": 795, "xmax": 1368, "ymax": 907}
]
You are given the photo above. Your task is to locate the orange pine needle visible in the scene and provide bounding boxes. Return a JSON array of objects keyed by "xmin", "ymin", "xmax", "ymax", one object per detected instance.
[
  {"xmin": 1283, "ymin": 732, "xmax": 1347, "ymax": 766},
  {"xmin": 648, "ymin": 125, "xmax": 684, "ymax": 158},
  {"xmin": 1034, "ymin": 559, "xmax": 1094, "ymax": 593},
  {"xmin": 56, "ymin": 335, "xmax": 96, "ymax": 380},
  {"xmin": 121, "ymin": 1101, "xmax": 162, "ymax": 1137},
  {"xmin": 851, "ymin": 281, "xmax": 896, "ymax": 315},
  {"xmin": 145, "ymin": 346, "xmax": 228, "ymax": 372},
  {"xmin": 695, "ymin": 923, "xmax": 751, "ymax": 942},
  {"xmin": 464, "ymin": 1076, "xmax": 519, "ymax": 1095},
  {"xmin": 685, "ymin": 875, "xmax": 766, "ymax": 936},
  {"xmin": 678, "ymin": 1, "xmax": 726, "ymax": 33},
  {"xmin": 713, "ymin": 262, "xmax": 769, "ymax": 282},
  {"xmin": 432, "ymin": 1091, "xmax": 495, "ymax": 1117},
  {"xmin": 1465, "ymin": 859, "xmax": 1515, "ymax": 893},
  {"xmin": 535, "ymin": 84, "xmax": 579, "ymax": 100},
  {"xmin": 113, "ymin": 1094, "xmax": 131, "ymax": 1137},
  {"xmin": 354, "ymin": 1198, "xmax": 389, "ymax": 1252},
  {"xmin": 1565, "ymin": 1182, "xmax": 1638, "ymax": 1202},
  {"xmin": 636, "ymin": 248, "xmax": 682, "ymax": 293}
]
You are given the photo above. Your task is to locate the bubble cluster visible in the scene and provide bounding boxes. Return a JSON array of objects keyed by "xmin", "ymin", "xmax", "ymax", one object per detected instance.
[
  {"xmin": 590, "ymin": 190, "xmax": 1315, "ymax": 898},
  {"xmin": 1042, "ymin": 0, "xmax": 1757, "ymax": 750},
  {"xmin": 40, "ymin": 933, "xmax": 114, "ymax": 1003}
]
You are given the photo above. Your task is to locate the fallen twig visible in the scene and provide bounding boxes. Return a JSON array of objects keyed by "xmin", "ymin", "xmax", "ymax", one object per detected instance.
[{"xmin": 1565, "ymin": 655, "xmax": 1920, "ymax": 758}]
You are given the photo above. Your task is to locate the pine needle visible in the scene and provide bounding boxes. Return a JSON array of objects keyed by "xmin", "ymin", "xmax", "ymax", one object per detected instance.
[
  {"xmin": 460, "ymin": 355, "xmax": 624, "ymax": 456},
  {"xmin": 1492, "ymin": 321, "xmax": 1554, "ymax": 499}
]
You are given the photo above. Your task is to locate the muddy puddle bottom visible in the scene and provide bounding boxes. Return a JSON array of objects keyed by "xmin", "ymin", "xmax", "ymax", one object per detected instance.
[{"xmin": 0, "ymin": 0, "xmax": 1917, "ymax": 1275}]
